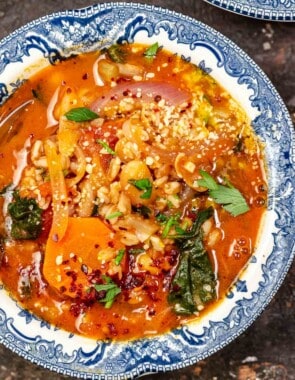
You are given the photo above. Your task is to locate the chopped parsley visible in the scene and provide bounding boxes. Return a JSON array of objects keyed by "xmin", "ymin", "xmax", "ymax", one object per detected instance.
[
  {"xmin": 94, "ymin": 276, "xmax": 121, "ymax": 308},
  {"xmin": 197, "ymin": 170, "xmax": 250, "ymax": 217},
  {"xmin": 114, "ymin": 249, "xmax": 125, "ymax": 266},
  {"xmin": 128, "ymin": 178, "xmax": 152, "ymax": 199},
  {"xmin": 105, "ymin": 211, "xmax": 123, "ymax": 220},
  {"xmin": 144, "ymin": 42, "xmax": 160, "ymax": 59},
  {"xmin": 96, "ymin": 139, "xmax": 116, "ymax": 155}
]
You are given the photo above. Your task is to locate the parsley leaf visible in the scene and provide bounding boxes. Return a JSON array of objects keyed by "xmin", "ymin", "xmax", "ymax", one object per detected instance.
[
  {"xmin": 144, "ymin": 42, "xmax": 160, "ymax": 59},
  {"xmin": 114, "ymin": 249, "xmax": 125, "ymax": 266},
  {"xmin": 64, "ymin": 107, "xmax": 99, "ymax": 122},
  {"xmin": 128, "ymin": 178, "xmax": 153, "ymax": 199},
  {"xmin": 96, "ymin": 139, "xmax": 116, "ymax": 155},
  {"xmin": 105, "ymin": 211, "xmax": 123, "ymax": 220},
  {"xmin": 94, "ymin": 277, "xmax": 121, "ymax": 309},
  {"xmin": 197, "ymin": 170, "xmax": 249, "ymax": 217}
]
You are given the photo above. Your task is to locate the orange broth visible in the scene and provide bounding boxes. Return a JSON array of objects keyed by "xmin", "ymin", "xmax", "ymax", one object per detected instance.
[{"xmin": 0, "ymin": 43, "xmax": 267, "ymax": 340}]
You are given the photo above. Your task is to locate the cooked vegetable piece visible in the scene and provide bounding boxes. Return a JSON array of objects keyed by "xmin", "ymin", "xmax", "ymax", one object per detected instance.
[
  {"xmin": 43, "ymin": 217, "xmax": 124, "ymax": 298},
  {"xmin": 197, "ymin": 170, "xmax": 250, "ymax": 216},
  {"xmin": 7, "ymin": 192, "xmax": 42, "ymax": 240},
  {"xmin": 106, "ymin": 44, "xmax": 126, "ymax": 63},
  {"xmin": 44, "ymin": 139, "xmax": 69, "ymax": 242},
  {"xmin": 64, "ymin": 107, "xmax": 99, "ymax": 122},
  {"xmin": 168, "ymin": 207, "xmax": 216, "ymax": 314}
]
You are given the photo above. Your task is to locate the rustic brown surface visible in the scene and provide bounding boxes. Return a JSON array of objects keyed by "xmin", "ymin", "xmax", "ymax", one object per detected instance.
[{"xmin": 0, "ymin": 0, "xmax": 294, "ymax": 379}]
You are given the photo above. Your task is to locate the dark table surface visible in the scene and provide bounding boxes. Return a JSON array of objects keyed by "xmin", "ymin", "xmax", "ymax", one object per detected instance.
[{"xmin": 0, "ymin": 0, "xmax": 294, "ymax": 379}]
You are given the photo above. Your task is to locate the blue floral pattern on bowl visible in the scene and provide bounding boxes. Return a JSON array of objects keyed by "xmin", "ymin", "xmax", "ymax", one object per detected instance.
[
  {"xmin": 0, "ymin": 3, "xmax": 294, "ymax": 379},
  {"xmin": 204, "ymin": 0, "xmax": 295, "ymax": 21}
]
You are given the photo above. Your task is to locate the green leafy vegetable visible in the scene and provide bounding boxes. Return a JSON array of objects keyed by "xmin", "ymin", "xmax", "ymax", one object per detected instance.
[
  {"xmin": 94, "ymin": 276, "xmax": 121, "ymax": 308},
  {"xmin": 114, "ymin": 249, "xmax": 125, "ymax": 266},
  {"xmin": 144, "ymin": 42, "xmax": 160, "ymax": 59},
  {"xmin": 128, "ymin": 178, "xmax": 153, "ymax": 199},
  {"xmin": 168, "ymin": 207, "xmax": 216, "ymax": 315},
  {"xmin": 132, "ymin": 205, "xmax": 151, "ymax": 219},
  {"xmin": 96, "ymin": 139, "xmax": 116, "ymax": 155},
  {"xmin": 8, "ymin": 192, "xmax": 42, "ymax": 240},
  {"xmin": 128, "ymin": 247, "xmax": 145, "ymax": 255},
  {"xmin": 64, "ymin": 107, "xmax": 99, "ymax": 122},
  {"xmin": 156, "ymin": 212, "xmax": 185, "ymax": 238},
  {"xmin": 197, "ymin": 170, "xmax": 250, "ymax": 217},
  {"xmin": 106, "ymin": 44, "xmax": 126, "ymax": 63}
]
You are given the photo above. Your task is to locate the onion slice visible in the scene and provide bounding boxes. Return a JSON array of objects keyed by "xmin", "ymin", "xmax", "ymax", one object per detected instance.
[{"xmin": 91, "ymin": 81, "xmax": 190, "ymax": 112}]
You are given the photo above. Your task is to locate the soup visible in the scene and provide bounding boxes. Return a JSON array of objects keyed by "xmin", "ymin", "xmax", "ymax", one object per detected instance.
[{"xmin": 0, "ymin": 43, "xmax": 267, "ymax": 340}]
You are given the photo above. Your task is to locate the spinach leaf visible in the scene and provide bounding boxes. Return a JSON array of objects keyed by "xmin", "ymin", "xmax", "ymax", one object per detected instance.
[
  {"xmin": 106, "ymin": 44, "xmax": 126, "ymax": 63},
  {"xmin": 168, "ymin": 207, "xmax": 216, "ymax": 314},
  {"xmin": 8, "ymin": 192, "xmax": 43, "ymax": 240}
]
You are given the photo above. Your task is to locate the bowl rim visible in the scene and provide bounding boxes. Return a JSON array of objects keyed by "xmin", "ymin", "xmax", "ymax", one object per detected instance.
[
  {"xmin": 0, "ymin": 2, "xmax": 295, "ymax": 379},
  {"xmin": 203, "ymin": 0, "xmax": 295, "ymax": 22}
]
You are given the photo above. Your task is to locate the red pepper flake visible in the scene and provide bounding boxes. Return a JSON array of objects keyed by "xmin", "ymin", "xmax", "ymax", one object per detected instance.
[
  {"xmin": 82, "ymin": 73, "xmax": 89, "ymax": 80},
  {"xmin": 107, "ymin": 323, "xmax": 118, "ymax": 336},
  {"xmin": 154, "ymin": 95, "xmax": 162, "ymax": 103}
]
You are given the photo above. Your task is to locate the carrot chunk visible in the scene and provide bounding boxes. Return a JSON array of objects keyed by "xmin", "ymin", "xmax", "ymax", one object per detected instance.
[{"xmin": 43, "ymin": 217, "xmax": 124, "ymax": 298}]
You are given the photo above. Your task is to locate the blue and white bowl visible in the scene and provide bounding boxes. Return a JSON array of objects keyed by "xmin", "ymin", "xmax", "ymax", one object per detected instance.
[
  {"xmin": 0, "ymin": 3, "xmax": 294, "ymax": 379},
  {"xmin": 204, "ymin": 0, "xmax": 295, "ymax": 21}
]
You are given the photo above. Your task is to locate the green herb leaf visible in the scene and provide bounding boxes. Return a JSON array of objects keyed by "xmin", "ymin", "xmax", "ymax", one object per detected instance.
[
  {"xmin": 168, "ymin": 207, "xmax": 216, "ymax": 315},
  {"xmin": 94, "ymin": 277, "xmax": 121, "ymax": 309},
  {"xmin": 144, "ymin": 42, "xmax": 160, "ymax": 59},
  {"xmin": 128, "ymin": 247, "xmax": 145, "ymax": 255},
  {"xmin": 128, "ymin": 178, "xmax": 152, "ymax": 199},
  {"xmin": 114, "ymin": 249, "xmax": 125, "ymax": 266},
  {"xmin": 106, "ymin": 44, "xmax": 126, "ymax": 63},
  {"xmin": 197, "ymin": 170, "xmax": 218, "ymax": 190},
  {"xmin": 105, "ymin": 211, "xmax": 123, "ymax": 220},
  {"xmin": 161, "ymin": 214, "xmax": 181, "ymax": 238},
  {"xmin": 198, "ymin": 170, "xmax": 249, "ymax": 217},
  {"xmin": 8, "ymin": 191, "xmax": 42, "ymax": 240},
  {"xmin": 65, "ymin": 107, "xmax": 99, "ymax": 122},
  {"xmin": 132, "ymin": 205, "xmax": 151, "ymax": 219},
  {"xmin": 96, "ymin": 139, "xmax": 116, "ymax": 155}
]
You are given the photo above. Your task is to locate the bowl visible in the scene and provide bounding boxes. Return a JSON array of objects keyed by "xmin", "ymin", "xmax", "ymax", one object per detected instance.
[
  {"xmin": 203, "ymin": 0, "xmax": 295, "ymax": 21},
  {"xmin": 0, "ymin": 3, "xmax": 294, "ymax": 379}
]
